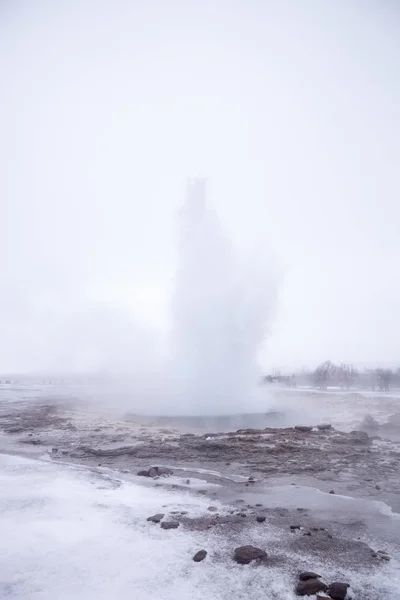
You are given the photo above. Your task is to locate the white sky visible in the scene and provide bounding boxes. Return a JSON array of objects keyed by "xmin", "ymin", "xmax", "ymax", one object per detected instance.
[{"xmin": 1, "ymin": 0, "xmax": 400, "ymax": 373}]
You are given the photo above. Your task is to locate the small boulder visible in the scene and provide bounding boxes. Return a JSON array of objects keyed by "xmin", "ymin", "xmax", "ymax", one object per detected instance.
[
  {"xmin": 295, "ymin": 426, "xmax": 313, "ymax": 432},
  {"xmin": 207, "ymin": 506, "xmax": 218, "ymax": 512},
  {"xmin": 327, "ymin": 582, "xmax": 350, "ymax": 600},
  {"xmin": 290, "ymin": 525, "xmax": 301, "ymax": 530},
  {"xmin": 299, "ymin": 572, "xmax": 321, "ymax": 581},
  {"xmin": 317, "ymin": 424, "xmax": 332, "ymax": 430},
  {"xmin": 233, "ymin": 545, "xmax": 267, "ymax": 565},
  {"xmin": 193, "ymin": 550, "xmax": 207, "ymax": 562},
  {"xmin": 295, "ymin": 579, "xmax": 328, "ymax": 596},
  {"xmin": 256, "ymin": 515, "xmax": 266, "ymax": 523},
  {"xmin": 329, "ymin": 490, "xmax": 335, "ymax": 494},
  {"xmin": 137, "ymin": 466, "xmax": 173, "ymax": 478},
  {"xmin": 156, "ymin": 467, "xmax": 173, "ymax": 476},
  {"xmin": 161, "ymin": 520, "xmax": 180, "ymax": 530},
  {"xmin": 137, "ymin": 470, "xmax": 150, "ymax": 477},
  {"xmin": 375, "ymin": 484, "xmax": 381, "ymax": 490},
  {"xmin": 147, "ymin": 513, "xmax": 164, "ymax": 523}
]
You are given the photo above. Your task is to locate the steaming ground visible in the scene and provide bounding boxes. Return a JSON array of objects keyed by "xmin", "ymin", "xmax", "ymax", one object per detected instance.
[{"xmin": 0, "ymin": 383, "xmax": 400, "ymax": 599}]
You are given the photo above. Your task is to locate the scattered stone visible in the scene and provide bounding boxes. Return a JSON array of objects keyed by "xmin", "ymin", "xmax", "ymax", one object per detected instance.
[
  {"xmin": 299, "ymin": 572, "xmax": 321, "ymax": 581},
  {"xmin": 255, "ymin": 503, "xmax": 263, "ymax": 507},
  {"xmin": 233, "ymin": 545, "xmax": 267, "ymax": 565},
  {"xmin": 295, "ymin": 579, "xmax": 328, "ymax": 596},
  {"xmin": 327, "ymin": 582, "xmax": 350, "ymax": 600},
  {"xmin": 193, "ymin": 549, "xmax": 207, "ymax": 562},
  {"xmin": 161, "ymin": 520, "xmax": 180, "ymax": 530},
  {"xmin": 147, "ymin": 513, "xmax": 164, "ymax": 523},
  {"xmin": 329, "ymin": 490, "xmax": 335, "ymax": 494},
  {"xmin": 207, "ymin": 506, "xmax": 218, "ymax": 512},
  {"xmin": 375, "ymin": 484, "xmax": 381, "ymax": 490},
  {"xmin": 317, "ymin": 424, "xmax": 332, "ymax": 430},
  {"xmin": 248, "ymin": 476, "xmax": 256, "ymax": 482},
  {"xmin": 256, "ymin": 515, "xmax": 266, "ymax": 523},
  {"xmin": 186, "ymin": 479, "xmax": 190, "ymax": 484},
  {"xmin": 137, "ymin": 466, "xmax": 173, "ymax": 478},
  {"xmin": 303, "ymin": 532, "xmax": 311, "ymax": 536},
  {"xmin": 295, "ymin": 426, "xmax": 313, "ymax": 432},
  {"xmin": 290, "ymin": 525, "xmax": 301, "ymax": 530}
]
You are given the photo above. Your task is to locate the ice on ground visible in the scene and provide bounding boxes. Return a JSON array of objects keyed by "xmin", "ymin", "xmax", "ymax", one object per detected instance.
[
  {"xmin": 0, "ymin": 454, "xmax": 295, "ymax": 600},
  {"xmin": 0, "ymin": 454, "xmax": 398, "ymax": 600}
]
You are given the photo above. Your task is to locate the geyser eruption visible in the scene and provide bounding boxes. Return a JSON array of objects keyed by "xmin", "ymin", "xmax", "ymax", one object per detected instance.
[{"xmin": 170, "ymin": 179, "xmax": 277, "ymax": 415}]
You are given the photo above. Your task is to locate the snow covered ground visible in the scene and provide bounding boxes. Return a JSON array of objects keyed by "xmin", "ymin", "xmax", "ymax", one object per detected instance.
[
  {"xmin": 0, "ymin": 454, "xmax": 292, "ymax": 600},
  {"xmin": 0, "ymin": 454, "xmax": 399, "ymax": 600}
]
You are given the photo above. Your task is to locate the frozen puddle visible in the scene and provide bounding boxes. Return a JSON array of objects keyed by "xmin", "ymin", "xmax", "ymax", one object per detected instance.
[{"xmin": 0, "ymin": 454, "xmax": 399, "ymax": 600}]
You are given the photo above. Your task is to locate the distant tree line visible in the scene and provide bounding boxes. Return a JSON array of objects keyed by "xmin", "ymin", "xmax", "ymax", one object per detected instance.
[{"xmin": 263, "ymin": 362, "xmax": 400, "ymax": 392}]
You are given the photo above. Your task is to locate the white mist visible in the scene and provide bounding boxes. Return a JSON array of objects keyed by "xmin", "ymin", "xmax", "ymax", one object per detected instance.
[{"xmin": 168, "ymin": 180, "xmax": 278, "ymax": 415}]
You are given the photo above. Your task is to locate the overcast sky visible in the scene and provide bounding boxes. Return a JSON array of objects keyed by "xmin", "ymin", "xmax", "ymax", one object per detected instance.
[{"xmin": 1, "ymin": 0, "xmax": 400, "ymax": 374}]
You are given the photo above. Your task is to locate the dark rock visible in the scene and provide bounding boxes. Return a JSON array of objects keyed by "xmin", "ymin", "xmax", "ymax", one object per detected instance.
[
  {"xmin": 375, "ymin": 484, "xmax": 381, "ymax": 490},
  {"xmin": 295, "ymin": 579, "xmax": 328, "ymax": 596},
  {"xmin": 248, "ymin": 475, "xmax": 256, "ymax": 482},
  {"xmin": 255, "ymin": 503, "xmax": 263, "ymax": 507},
  {"xmin": 317, "ymin": 423, "xmax": 332, "ymax": 430},
  {"xmin": 233, "ymin": 545, "xmax": 267, "ymax": 564},
  {"xmin": 256, "ymin": 515, "xmax": 266, "ymax": 523},
  {"xmin": 193, "ymin": 550, "xmax": 207, "ymax": 562},
  {"xmin": 295, "ymin": 426, "xmax": 313, "ymax": 432},
  {"xmin": 186, "ymin": 479, "xmax": 190, "ymax": 484},
  {"xmin": 290, "ymin": 525, "xmax": 301, "ymax": 530},
  {"xmin": 207, "ymin": 506, "xmax": 218, "ymax": 512},
  {"xmin": 327, "ymin": 582, "xmax": 350, "ymax": 600},
  {"xmin": 147, "ymin": 513, "xmax": 164, "ymax": 523},
  {"xmin": 156, "ymin": 466, "xmax": 173, "ymax": 476},
  {"xmin": 137, "ymin": 466, "xmax": 173, "ymax": 478},
  {"xmin": 299, "ymin": 572, "xmax": 321, "ymax": 581},
  {"xmin": 161, "ymin": 520, "xmax": 180, "ymax": 530},
  {"xmin": 329, "ymin": 490, "xmax": 335, "ymax": 494}
]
